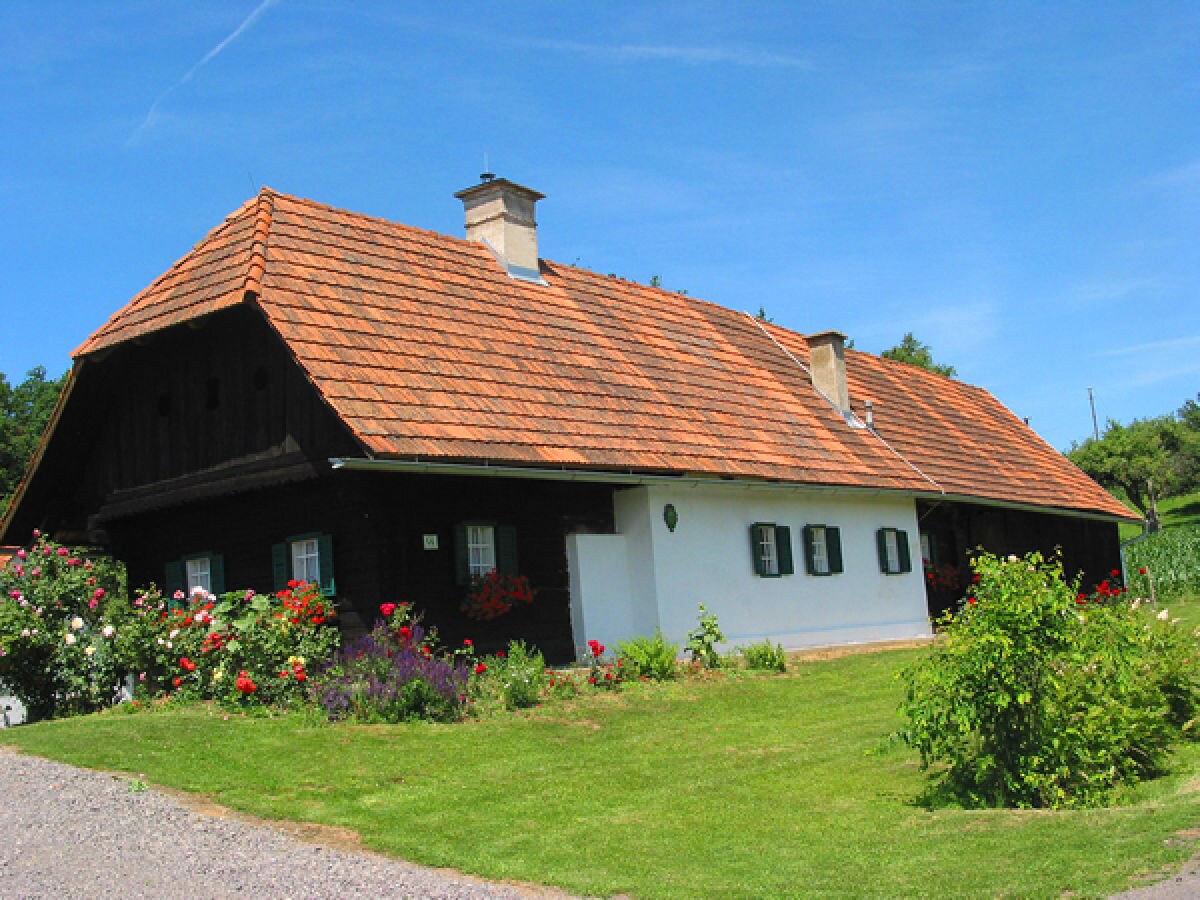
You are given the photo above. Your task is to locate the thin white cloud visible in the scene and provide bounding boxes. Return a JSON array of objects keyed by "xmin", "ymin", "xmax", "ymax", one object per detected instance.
[
  {"xmin": 128, "ymin": 0, "xmax": 280, "ymax": 145},
  {"xmin": 524, "ymin": 38, "xmax": 810, "ymax": 69},
  {"xmin": 1101, "ymin": 334, "xmax": 1200, "ymax": 358},
  {"xmin": 1141, "ymin": 158, "xmax": 1200, "ymax": 191}
]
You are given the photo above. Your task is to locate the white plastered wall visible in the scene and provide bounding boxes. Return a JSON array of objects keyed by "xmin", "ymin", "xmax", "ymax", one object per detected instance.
[{"xmin": 566, "ymin": 482, "xmax": 932, "ymax": 658}]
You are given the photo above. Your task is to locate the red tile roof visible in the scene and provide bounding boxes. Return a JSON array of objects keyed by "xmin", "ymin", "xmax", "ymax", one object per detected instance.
[{"xmin": 75, "ymin": 189, "xmax": 1135, "ymax": 521}]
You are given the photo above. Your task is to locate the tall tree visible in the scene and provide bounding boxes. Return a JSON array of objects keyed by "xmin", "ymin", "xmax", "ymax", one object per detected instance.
[
  {"xmin": 0, "ymin": 366, "xmax": 65, "ymax": 517},
  {"xmin": 881, "ymin": 333, "xmax": 957, "ymax": 377},
  {"xmin": 1067, "ymin": 414, "xmax": 1196, "ymax": 531}
]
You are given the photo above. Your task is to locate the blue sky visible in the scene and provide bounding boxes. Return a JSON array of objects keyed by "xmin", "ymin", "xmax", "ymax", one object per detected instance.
[{"xmin": 2, "ymin": 1, "xmax": 1196, "ymax": 453}]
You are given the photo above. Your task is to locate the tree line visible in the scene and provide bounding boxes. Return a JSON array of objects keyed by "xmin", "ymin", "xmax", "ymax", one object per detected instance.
[
  {"xmin": 1067, "ymin": 394, "xmax": 1200, "ymax": 531},
  {"xmin": 0, "ymin": 367, "xmax": 64, "ymax": 519}
]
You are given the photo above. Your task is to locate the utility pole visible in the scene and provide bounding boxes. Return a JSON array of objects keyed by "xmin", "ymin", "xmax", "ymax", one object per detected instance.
[{"xmin": 1088, "ymin": 387, "xmax": 1100, "ymax": 441}]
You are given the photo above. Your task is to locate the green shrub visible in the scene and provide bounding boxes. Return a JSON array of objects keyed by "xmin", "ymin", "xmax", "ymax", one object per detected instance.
[
  {"xmin": 740, "ymin": 640, "xmax": 788, "ymax": 672},
  {"xmin": 482, "ymin": 640, "xmax": 546, "ymax": 710},
  {"xmin": 685, "ymin": 604, "xmax": 725, "ymax": 669},
  {"xmin": 0, "ymin": 533, "xmax": 129, "ymax": 720},
  {"xmin": 617, "ymin": 630, "xmax": 679, "ymax": 681},
  {"xmin": 1125, "ymin": 525, "xmax": 1200, "ymax": 601},
  {"xmin": 897, "ymin": 551, "xmax": 1198, "ymax": 809}
]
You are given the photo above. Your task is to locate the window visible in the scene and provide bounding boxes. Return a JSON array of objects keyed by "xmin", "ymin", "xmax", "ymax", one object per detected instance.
[
  {"xmin": 164, "ymin": 552, "xmax": 225, "ymax": 599},
  {"xmin": 272, "ymin": 533, "xmax": 336, "ymax": 594},
  {"xmin": 185, "ymin": 556, "xmax": 212, "ymax": 593},
  {"xmin": 292, "ymin": 538, "xmax": 320, "ymax": 585},
  {"xmin": 802, "ymin": 525, "xmax": 843, "ymax": 575},
  {"xmin": 455, "ymin": 522, "xmax": 518, "ymax": 584},
  {"xmin": 466, "ymin": 524, "xmax": 497, "ymax": 578},
  {"xmin": 876, "ymin": 527, "xmax": 912, "ymax": 575},
  {"xmin": 749, "ymin": 523, "xmax": 793, "ymax": 577}
]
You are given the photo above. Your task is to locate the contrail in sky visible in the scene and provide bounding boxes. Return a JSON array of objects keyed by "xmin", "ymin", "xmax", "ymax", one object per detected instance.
[{"xmin": 128, "ymin": 0, "xmax": 280, "ymax": 145}]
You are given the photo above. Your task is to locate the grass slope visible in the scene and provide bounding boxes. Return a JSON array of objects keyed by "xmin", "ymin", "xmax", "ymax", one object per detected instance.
[{"xmin": 3, "ymin": 644, "xmax": 1199, "ymax": 898}]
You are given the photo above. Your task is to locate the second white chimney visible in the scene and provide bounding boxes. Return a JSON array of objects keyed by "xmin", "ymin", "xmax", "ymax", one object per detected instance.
[{"xmin": 454, "ymin": 175, "xmax": 546, "ymax": 284}]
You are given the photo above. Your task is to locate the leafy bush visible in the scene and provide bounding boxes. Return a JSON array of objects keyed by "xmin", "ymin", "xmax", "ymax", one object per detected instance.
[
  {"xmin": 1125, "ymin": 525, "xmax": 1200, "ymax": 601},
  {"xmin": 898, "ymin": 551, "xmax": 1199, "ymax": 809},
  {"xmin": 740, "ymin": 640, "xmax": 788, "ymax": 673},
  {"xmin": 617, "ymin": 630, "xmax": 679, "ymax": 681},
  {"xmin": 0, "ymin": 533, "xmax": 129, "ymax": 720},
  {"xmin": 472, "ymin": 640, "xmax": 546, "ymax": 711},
  {"xmin": 119, "ymin": 581, "xmax": 339, "ymax": 708},
  {"xmin": 685, "ymin": 604, "xmax": 725, "ymax": 669},
  {"xmin": 312, "ymin": 609, "xmax": 469, "ymax": 723}
]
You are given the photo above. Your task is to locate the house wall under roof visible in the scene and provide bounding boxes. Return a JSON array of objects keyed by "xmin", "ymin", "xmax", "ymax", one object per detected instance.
[{"xmin": 567, "ymin": 482, "xmax": 932, "ymax": 652}]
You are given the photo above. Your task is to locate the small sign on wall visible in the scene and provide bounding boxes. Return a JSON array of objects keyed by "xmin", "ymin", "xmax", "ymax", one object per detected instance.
[{"xmin": 422, "ymin": 534, "xmax": 439, "ymax": 551}]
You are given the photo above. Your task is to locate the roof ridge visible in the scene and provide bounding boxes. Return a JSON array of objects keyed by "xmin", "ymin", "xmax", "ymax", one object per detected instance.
[{"xmin": 244, "ymin": 187, "xmax": 275, "ymax": 297}]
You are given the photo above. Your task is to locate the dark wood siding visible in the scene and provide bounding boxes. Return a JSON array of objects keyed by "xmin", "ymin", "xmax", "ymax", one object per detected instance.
[
  {"xmin": 917, "ymin": 499, "xmax": 1122, "ymax": 618},
  {"xmin": 106, "ymin": 470, "xmax": 616, "ymax": 663}
]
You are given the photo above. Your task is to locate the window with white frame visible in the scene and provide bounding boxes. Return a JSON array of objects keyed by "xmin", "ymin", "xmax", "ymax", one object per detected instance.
[
  {"xmin": 877, "ymin": 527, "xmax": 912, "ymax": 575},
  {"xmin": 466, "ymin": 524, "xmax": 497, "ymax": 578},
  {"xmin": 291, "ymin": 537, "xmax": 321, "ymax": 585},
  {"xmin": 750, "ymin": 523, "xmax": 793, "ymax": 577},
  {"xmin": 185, "ymin": 556, "xmax": 212, "ymax": 594},
  {"xmin": 802, "ymin": 525, "xmax": 844, "ymax": 576}
]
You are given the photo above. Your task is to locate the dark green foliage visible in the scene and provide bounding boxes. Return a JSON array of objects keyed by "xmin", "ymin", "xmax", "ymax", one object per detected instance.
[
  {"xmin": 0, "ymin": 366, "xmax": 65, "ymax": 516},
  {"xmin": 880, "ymin": 333, "xmax": 956, "ymax": 377},
  {"xmin": 1069, "ymin": 413, "xmax": 1200, "ymax": 529},
  {"xmin": 898, "ymin": 551, "xmax": 1199, "ymax": 809},
  {"xmin": 617, "ymin": 630, "xmax": 679, "ymax": 680}
]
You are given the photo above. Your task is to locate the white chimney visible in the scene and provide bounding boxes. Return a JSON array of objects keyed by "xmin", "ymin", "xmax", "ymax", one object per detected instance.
[
  {"xmin": 454, "ymin": 175, "xmax": 546, "ymax": 284},
  {"xmin": 806, "ymin": 330, "xmax": 851, "ymax": 414}
]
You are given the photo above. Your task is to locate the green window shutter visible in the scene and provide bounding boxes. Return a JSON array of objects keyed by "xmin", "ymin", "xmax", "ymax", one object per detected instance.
[
  {"xmin": 827, "ymin": 527, "xmax": 844, "ymax": 574},
  {"xmin": 897, "ymin": 529, "xmax": 912, "ymax": 573},
  {"xmin": 317, "ymin": 533, "xmax": 336, "ymax": 595},
  {"xmin": 271, "ymin": 542, "xmax": 289, "ymax": 591},
  {"xmin": 454, "ymin": 522, "xmax": 469, "ymax": 585},
  {"xmin": 776, "ymin": 525, "xmax": 794, "ymax": 575},
  {"xmin": 164, "ymin": 560, "xmax": 184, "ymax": 599},
  {"xmin": 749, "ymin": 524, "xmax": 766, "ymax": 576},
  {"xmin": 496, "ymin": 524, "xmax": 518, "ymax": 574},
  {"xmin": 876, "ymin": 529, "xmax": 890, "ymax": 573},
  {"xmin": 209, "ymin": 553, "xmax": 226, "ymax": 595},
  {"xmin": 802, "ymin": 525, "xmax": 817, "ymax": 575}
]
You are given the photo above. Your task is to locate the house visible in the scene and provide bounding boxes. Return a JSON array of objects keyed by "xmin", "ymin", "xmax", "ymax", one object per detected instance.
[{"xmin": 0, "ymin": 177, "xmax": 1136, "ymax": 661}]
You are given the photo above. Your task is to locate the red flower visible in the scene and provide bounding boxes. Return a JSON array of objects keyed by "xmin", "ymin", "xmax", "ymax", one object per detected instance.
[
  {"xmin": 1138, "ymin": 567, "xmax": 1147, "ymax": 575},
  {"xmin": 279, "ymin": 671, "xmax": 290, "ymax": 678},
  {"xmin": 967, "ymin": 597, "xmax": 977, "ymax": 605},
  {"xmin": 379, "ymin": 602, "xmax": 397, "ymax": 617},
  {"xmin": 172, "ymin": 677, "xmax": 182, "ymax": 687},
  {"xmin": 294, "ymin": 672, "xmax": 307, "ymax": 683},
  {"xmin": 180, "ymin": 657, "xmax": 197, "ymax": 672},
  {"xmin": 398, "ymin": 625, "xmax": 412, "ymax": 643},
  {"xmin": 1111, "ymin": 569, "xmax": 1120, "ymax": 577},
  {"xmin": 463, "ymin": 639, "xmax": 473, "ymax": 647},
  {"xmin": 474, "ymin": 663, "xmax": 487, "ymax": 675},
  {"xmin": 587, "ymin": 639, "xmax": 605, "ymax": 658},
  {"xmin": 235, "ymin": 673, "xmax": 257, "ymax": 694}
]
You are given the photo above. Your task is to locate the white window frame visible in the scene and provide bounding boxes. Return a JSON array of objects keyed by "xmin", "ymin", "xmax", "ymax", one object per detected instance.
[
  {"xmin": 809, "ymin": 526, "xmax": 830, "ymax": 575},
  {"xmin": 185, "ymin": 556, "xmax": 212, "ymax": 594},
  {"xmin": 291, "ymin": 537, "xmax": 321, "ymax": 585},
  {"xmin": 756, "ymin": 525, "xmax": 780, "ymax": 577},
  {"xmin": 466, "ymin": 524, "xmax": 497, "ymax": 578},
  {"xmin": 882, "ymin": 529, "xmax": 903, "ymax": 574}
]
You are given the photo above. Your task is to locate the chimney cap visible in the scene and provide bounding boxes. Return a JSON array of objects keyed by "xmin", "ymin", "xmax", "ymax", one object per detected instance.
[
  {"xmin": 806, "ymin": 329, "xmax": 849, "ymax": 346},
  {"xmin": 454, "ymin": 176, "xmax": 545, "ymax": 203}
]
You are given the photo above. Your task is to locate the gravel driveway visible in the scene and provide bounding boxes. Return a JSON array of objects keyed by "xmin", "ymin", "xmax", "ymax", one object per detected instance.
[{"xmin": 0, "ymin": 746, "xmax": 573, "ymax": 899}]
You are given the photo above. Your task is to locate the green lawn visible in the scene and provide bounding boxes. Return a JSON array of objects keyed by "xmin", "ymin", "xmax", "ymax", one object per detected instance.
[{"xmin": 3, "ymin": 643, "xmax": 1199, "ymax": 898}]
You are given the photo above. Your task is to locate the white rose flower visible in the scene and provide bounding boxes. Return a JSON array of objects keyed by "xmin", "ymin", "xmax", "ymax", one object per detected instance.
[
  {"xmin": 70, "ymin": 616, "xmax": 84, "ymax": 631},
  {"xmin": 64, "ymin": 633, "xmax": 77, "ymax": 645},
  {"xmin": 84, "ymin": 646, "xmax": 96, "ymax": 656},
  {"xmin": 169, "ymin": 629, "xmax": 180, "ymax": 639},
  {"xmin": 1157, "ymin": 609, "xmax": 1169, "ymax": 620},
  {"xmin": 101, "ymin": 625, "xmax": 116, "ymax": 639}
]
